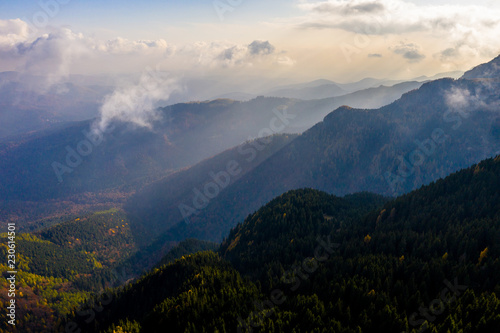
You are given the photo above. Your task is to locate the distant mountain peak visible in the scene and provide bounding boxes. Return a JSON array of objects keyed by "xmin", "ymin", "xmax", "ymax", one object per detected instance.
[{"xmin": 462, "ymin": 54, "xmax": 500, "ymax": 80}]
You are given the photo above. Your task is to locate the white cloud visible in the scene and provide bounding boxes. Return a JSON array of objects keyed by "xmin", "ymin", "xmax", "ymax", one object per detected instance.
[
  {"xmin": 0, "ymin": 19, "xmax": 30, "ymax": 48},
  {"xmin": 95, "ymin": 37, "xmax": 175, "ymax": 55},
  {"xmin": 0, "ymin": 19, "xmax": 292, "ymax": 90},
  {"xmin": 19, "ymin": 30, "xmax": 86, "ymax": 70},
  {"xmin": 3, "ymin": 27, "xmax": 91, "ymax": 92},
  {"xmin": 95, "ymin": 68, "xmax": 180, "ymax": 132},
  {"xmin": 217, "ymin": 44, "xmax": 249, "ymax": 67},
  {"xmin": 298, "ymin": 0, "xmax": 500, "ymax": 34},
  {"xmin": 0, "ymin": 20, "xmax": 186, "ymax": 130},
  {"xmin": 445, "ymin": 84, "xmax": 500, "ymax": 113},
  {"xmin": 296, "ymin": 0, "xmax": 500, "ymax": 61},
  {"xmin": 176, "ymin": 40, "xmax": 285, "ymax": 68},
  {"xmin": 277, "ymin": 56, "xmax": 296, "ymax": 66},
  {"xmin": 0, "ymin": 19, "xmax": 179, "ymax": 91}
]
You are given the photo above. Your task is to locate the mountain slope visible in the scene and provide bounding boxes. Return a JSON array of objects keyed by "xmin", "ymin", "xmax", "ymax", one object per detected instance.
[
  {"xmin": 66, "ymin": 155, "xmax": 500, "ymax": 332},
  {"xmin": 0, "ymin": 209, "xmax": 139, "ymax": 332},
  {"xmin": 462, "ymin": 55, "xmax": 500, "ymax": 79},
  {"xmin": 232, "ymin": 77, "xmax": 500, "ymax": 198},
  {"xmin": 123, "ymin": 133, "xmax": 296, "ymax": 247},
  {"xmin": 67, "ymin": 252, "xmax": 262, "ymax": 333},
  {"xmin": 220, "ymin": 190, "xmax": 387, "ymax": 281}
]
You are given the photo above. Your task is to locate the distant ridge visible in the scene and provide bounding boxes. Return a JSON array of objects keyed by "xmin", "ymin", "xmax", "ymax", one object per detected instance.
[{"xmin": 462, "ymin": 54, "xmax": 500, "ymax": 79}]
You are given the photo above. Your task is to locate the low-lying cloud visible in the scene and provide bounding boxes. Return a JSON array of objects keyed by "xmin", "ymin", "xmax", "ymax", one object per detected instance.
[
  {"xmin": 95, "ymin": 68, "xmax": 180, "ymax": 132},
  {"xmin": 445, "ymin": 84, "xmax": 500, "ymax": 113},
  {"xmin": 16, "ymin": 28, "xmax": 89, "ymax": 91}
]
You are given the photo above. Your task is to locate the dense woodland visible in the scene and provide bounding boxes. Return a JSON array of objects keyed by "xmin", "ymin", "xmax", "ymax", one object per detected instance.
[
  {"xmin": 0, "ymin": 210, "xmax": 140, "ymax": 332},
  {"xmin": 0, "ymin": 211, "xmax": 220, "ymax": 332},
  {"xmin": 8, "ymin": 155, "xmax": 492, "ymax": 332}
]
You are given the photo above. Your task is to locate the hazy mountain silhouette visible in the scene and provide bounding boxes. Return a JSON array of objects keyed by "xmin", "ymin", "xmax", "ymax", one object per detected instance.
[{"xmin": 125, "ymin": 55, "xmax": 500, "ymax": 244}]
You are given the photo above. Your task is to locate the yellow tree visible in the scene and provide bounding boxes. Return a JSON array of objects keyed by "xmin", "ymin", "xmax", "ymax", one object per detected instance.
[
  {"xmin": 478, "ymin": 247, "xmax": 488, "ymax": 264},
  {"xmin": 364, "ymin": 234, "xmax": 372, "ymax": 244}
]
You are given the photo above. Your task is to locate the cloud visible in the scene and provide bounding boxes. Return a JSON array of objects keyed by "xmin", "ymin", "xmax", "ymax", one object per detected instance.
[
  {"xmin": 0, "ymin": 19, "xmax": 293, "ymax": 88},
  {"xmin": 435, "ymin": 28, "xmax": 497, "ymax": 63},
  {"xmin": 368, "ymin": 53, "xmax": 382, "ymax": 58},
  {"xmin": 8, "ymin": 28, "xmax": 91, "ymax": 92},
  {"xmin": 0, "ymin": 21, "xmax": 182, "ymax": 131},
  {"xmin": 277, "ymin": 56, "xmax": 296, "ymax": 66},
  {"xmin": 217, "ymin": 45, "xmax": 248, "ymax": 66},
  {"xmin": 445, "ymin": 84, "xmax": 500, "ymax": 113},
  {"xmin": 297, "ymin": 0, "xmax": 500, "ymax": 61},
  {"xmin": 179, "ymin": 41, "xmax": 246, "ymax": 68},
  {"xmin": 446, "ymin": 87, "xmax": 473, "ymax": 110},
  {"xmin": 298, "ymin": 0, "xmax": 500, "ymax": 34},
  {"xmin": 248, "ymin": 40, "xmax": 275, "ymax": 56},
  {"xmin": 440, "ymin": 47, "xmax": 460, "ymax": 60},
  {"xmin": 298, "ymin": 0, "xmax": 425, "ymax": 34},
  {"xmin": 95, "ymin": 37, "xmax": 175, "ymax": 55},
  {"xmin": 0, "ymin": 19, "xmax": 30, "ymax": 48},
  {"xmin": 312, "ymin": 1, "xmax": 385, "ymax": 15},
  {"xmin": 179, "ymin": 40, "xmax": 282, "ymax": 68},
  {"xmin": 390, "ymin": 41, "xmax": 425, "ymax": 62},
  {"xmin": 0, "ymin": 19, "xmax": 177, "ymax": 92},
  {"xmin": 95, "ymin": 68, "xmax": 180, "ymax": 132}
]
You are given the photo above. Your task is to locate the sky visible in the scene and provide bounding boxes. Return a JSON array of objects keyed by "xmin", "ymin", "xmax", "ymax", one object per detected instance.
[{"xmin": 1, "ymin": 0, "xmax": 500, "ymax": 85}]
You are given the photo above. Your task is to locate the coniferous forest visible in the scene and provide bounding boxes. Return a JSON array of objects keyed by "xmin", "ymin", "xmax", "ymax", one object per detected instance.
[{"xmin": 2, "ymin": 156, "xmax": 499, "ymax": 332}]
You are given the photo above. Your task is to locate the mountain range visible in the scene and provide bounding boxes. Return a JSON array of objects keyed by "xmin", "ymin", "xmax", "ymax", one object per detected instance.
[
  {"xmin": 1, "ymin": 56, "xmax": 498, "ymax": 258},
  {"xmin": 0, "ymin": 77, "xmax": 425, "ymax": 227},
  {"xmin": 261, "ymin": 71, "xmax": 462, "ymax": 100},
  {"xmin": 0, "ymin": 69, "xmax": 463, "ymax": 140},
  {"xmin": 122, "ymin": 56, "xmax": 500, "ymax": 247}
]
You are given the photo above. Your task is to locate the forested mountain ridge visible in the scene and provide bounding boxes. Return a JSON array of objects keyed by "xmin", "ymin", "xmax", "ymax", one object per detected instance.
[
  {"xmin": 64, "ymin": 155, "xmax": 500, "ymax": 332},
  {"xmin": 0, "ymin": 211, "xmax": 222, "ymax": 332},
  {"xmin": 220, "ymin": 191, "xmax": 388, "ymax": 282}
]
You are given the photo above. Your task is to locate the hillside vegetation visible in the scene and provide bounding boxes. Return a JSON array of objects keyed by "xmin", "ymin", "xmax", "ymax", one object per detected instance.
[{"xmin": 64, "ymin": 156, "xmax": 500, "ymax": 332}]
